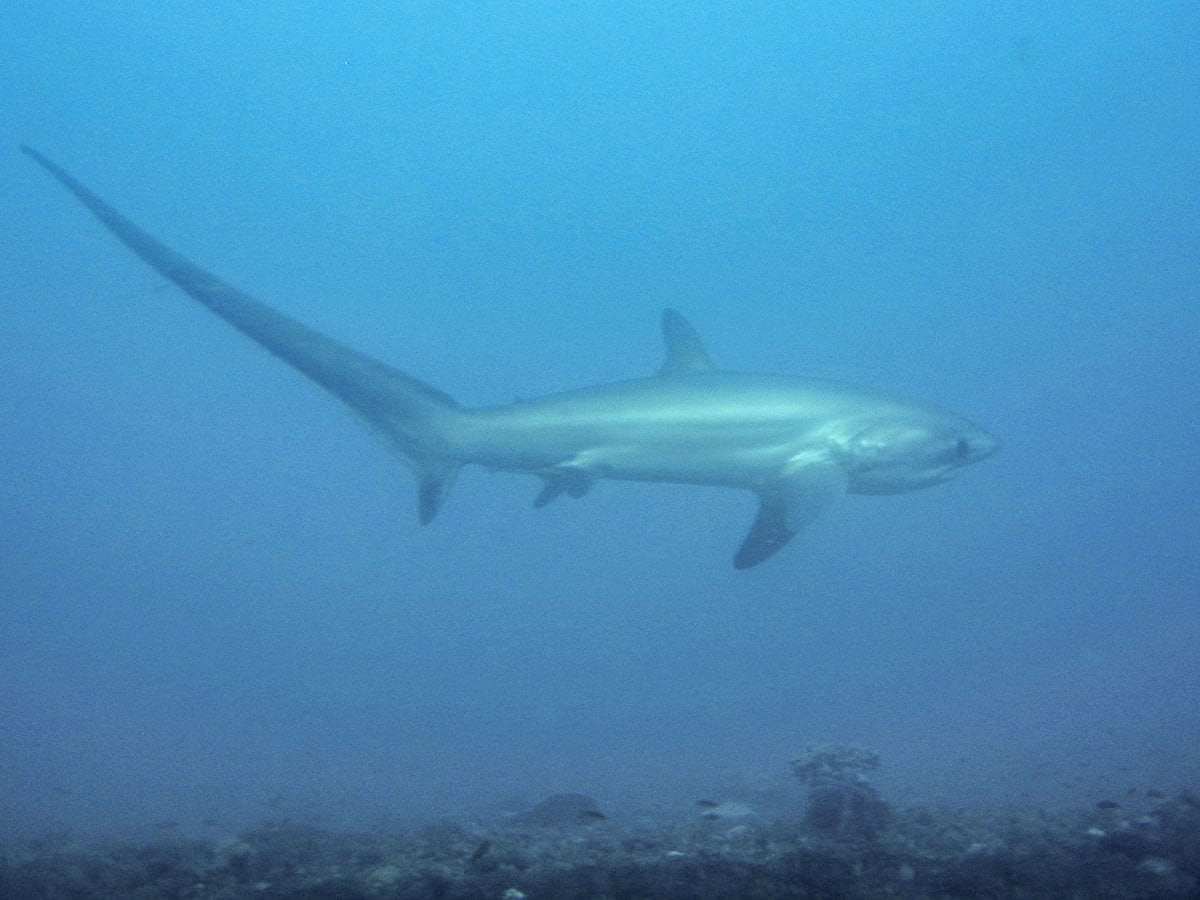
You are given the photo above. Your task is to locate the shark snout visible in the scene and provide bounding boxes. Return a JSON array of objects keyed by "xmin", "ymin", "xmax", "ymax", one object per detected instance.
[{"xmin": 962, "ymin": 428, "xmax": 1001, "ymax": 463}]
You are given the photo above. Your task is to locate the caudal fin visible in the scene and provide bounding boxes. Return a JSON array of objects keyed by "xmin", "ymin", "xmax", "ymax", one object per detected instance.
[{"xmin": 24, "ymin": 145, "xmax": 463, "ymax": 522}]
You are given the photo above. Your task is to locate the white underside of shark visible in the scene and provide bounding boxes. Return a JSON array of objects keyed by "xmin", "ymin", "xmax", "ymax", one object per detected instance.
[{"xmin": 24, "ymin": 146, "xmax": 999, "ymax": 568}]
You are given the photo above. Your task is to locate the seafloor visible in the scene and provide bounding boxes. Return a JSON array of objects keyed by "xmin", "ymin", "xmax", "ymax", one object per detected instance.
[{"xmin": 2, "ymin": 792, "xmax": 1197, "ymax": 899}]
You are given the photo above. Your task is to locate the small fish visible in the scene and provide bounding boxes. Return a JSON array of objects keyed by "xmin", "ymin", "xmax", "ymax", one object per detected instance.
[
  {"xmin": 154, "ymin": 821, "xmax": 179, "ymax": 830},
  {"xmin": 470, "ymin": 840, "xmax": 491, "ymax": 861},
  {"xmin": 696, "ymin": 799, "xmax": 718, "ymax": 809},
  {"xmin": 1146, "ymin": 789, "xmax": 1165, "ymax": 800},
  {"xmin": 1095, "ymin": 800, "xmax": 1120, "ymax": 810},
  {"xmin": 579, "ymin": 810, "xmax": 606, "ymax": 821}
]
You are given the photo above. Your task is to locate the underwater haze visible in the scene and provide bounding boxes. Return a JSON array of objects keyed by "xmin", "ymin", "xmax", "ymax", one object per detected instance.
[{"xmin": 2, "ymin": 2, "xmax": 1197, "ymax": 841}]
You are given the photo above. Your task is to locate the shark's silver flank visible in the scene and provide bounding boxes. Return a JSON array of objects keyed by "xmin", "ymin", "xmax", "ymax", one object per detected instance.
[{"xmin": 23, "ymin": 146, "xmax": 999, "ymax": 568}]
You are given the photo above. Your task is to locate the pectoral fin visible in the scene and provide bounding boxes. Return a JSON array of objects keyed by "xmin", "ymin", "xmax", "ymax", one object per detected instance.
[{"xmin": 734, "ymin": 464, "xmax": 846, "ymax": 569}]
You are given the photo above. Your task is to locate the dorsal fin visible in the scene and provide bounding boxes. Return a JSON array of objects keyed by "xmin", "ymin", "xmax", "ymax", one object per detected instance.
[{"xmin": 658, "ymin": 309, "xmax": 715, "ymax": 375}]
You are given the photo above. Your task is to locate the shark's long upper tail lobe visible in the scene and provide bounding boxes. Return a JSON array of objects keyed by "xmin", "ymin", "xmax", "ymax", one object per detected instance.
[{"xmin": 22, "ymin": 146, "xmax": 463, "ymax": 522}]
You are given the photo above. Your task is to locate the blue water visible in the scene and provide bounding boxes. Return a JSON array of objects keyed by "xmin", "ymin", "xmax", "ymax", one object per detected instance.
[{"xmin": 2, "ymin": 3, "xmax": 1196, "ymax": 839}]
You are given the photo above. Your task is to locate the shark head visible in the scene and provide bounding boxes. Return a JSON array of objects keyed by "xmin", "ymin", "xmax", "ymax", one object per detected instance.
[{"xmin": 839, "ymin": 414, "xmax": 1000, "ymax": 495}]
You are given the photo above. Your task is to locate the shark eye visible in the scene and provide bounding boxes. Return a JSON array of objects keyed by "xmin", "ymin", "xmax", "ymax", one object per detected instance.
[{"xmin": 955, "ymin": 439, "xmax": 970, "ymax": 459}]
